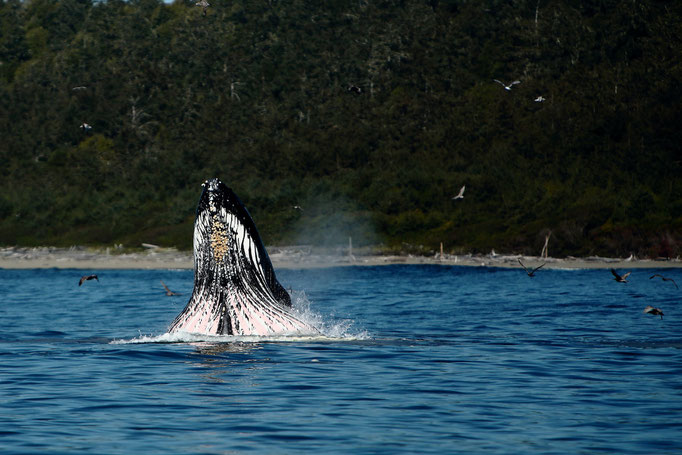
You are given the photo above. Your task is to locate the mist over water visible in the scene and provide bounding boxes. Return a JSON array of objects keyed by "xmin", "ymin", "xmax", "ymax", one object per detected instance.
[
  {"xmin": 289, "ymin": 193, "xmax": 379, "ymax": 250},
  {"xmin": 1, "ymin": 265, "xmax": 681, "ymax": 454}
]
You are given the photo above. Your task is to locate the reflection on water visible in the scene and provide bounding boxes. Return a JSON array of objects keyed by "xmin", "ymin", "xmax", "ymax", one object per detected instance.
[
  {"xmin": 189, "ymin": 342, "xmax": 267, "ymax": 384},
  {"xmin": 191, "ymin": 341, "xmax": 260, "ymax": 356}
]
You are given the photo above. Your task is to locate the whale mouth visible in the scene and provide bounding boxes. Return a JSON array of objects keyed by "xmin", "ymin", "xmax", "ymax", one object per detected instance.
[{"xmin": 169, "ymin": 178, "xmax": 316, "ymax": 336}]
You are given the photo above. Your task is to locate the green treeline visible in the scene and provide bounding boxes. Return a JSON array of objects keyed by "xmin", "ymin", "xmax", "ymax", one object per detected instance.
[{"xmin": 1, "ymin": 0, "xmax": 680, "ymax": 257}]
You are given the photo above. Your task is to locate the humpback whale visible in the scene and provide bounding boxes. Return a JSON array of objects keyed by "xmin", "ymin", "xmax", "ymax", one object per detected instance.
[{"xmin": 169, "ymin": 178, "xmax": 317, "ymax": 336}]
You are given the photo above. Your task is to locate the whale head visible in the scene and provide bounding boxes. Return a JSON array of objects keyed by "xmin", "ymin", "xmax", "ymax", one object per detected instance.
[
  {"xmin": 192, "ymin": 178, "xmax": 290, "ymax": 306},
  {"xmin": 169, "ymin": 178, "xmax": 316, "ymax": 336}
]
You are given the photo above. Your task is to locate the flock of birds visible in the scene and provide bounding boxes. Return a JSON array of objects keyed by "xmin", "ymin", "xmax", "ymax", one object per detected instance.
[
  {"xmin": 451, "ymin": 184, "xmax": 671, "ymax": 320},
  {"xmin": 609, "ymin": 269, "xmax": 675, "ymax": 320},
  {"xmin": 71, "ymin": 65, "xmax": 663, "ymax": 318},
  {"xmin": 73, "ymin": 61, "xmax": 536, "ymax": 133},
  {"xmin": 65, "ymin": 4, "xmax": 667, "ymax": 323},
  {"xmin": 78, "ymin": 264, "xmax": 674, "ymax": 320},
  {"xmin": 513, "ymin": 262, "xmax": 673, "ymax": 319}
]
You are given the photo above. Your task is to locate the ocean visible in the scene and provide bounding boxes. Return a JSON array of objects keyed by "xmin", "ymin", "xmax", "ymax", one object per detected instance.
[{"xmin": 1, "ymin": 265, "xmax": 680, "ymax": 454}]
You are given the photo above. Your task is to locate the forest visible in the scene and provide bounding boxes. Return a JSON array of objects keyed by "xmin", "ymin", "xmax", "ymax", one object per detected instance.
[{"xmin": 0, "ymin": 0, "xmax": 680, "ymax": 257}]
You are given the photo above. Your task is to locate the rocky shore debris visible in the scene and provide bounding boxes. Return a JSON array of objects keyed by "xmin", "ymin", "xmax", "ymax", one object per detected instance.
[{"xmin": 0, "ymin": 246, "xmax": 680, "ymax": 270}]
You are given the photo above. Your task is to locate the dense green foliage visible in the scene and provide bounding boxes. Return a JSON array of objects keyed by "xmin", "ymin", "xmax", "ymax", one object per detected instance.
[{"xmin": 1, "ymin": 0, "xmax": 680, "ymax": 257}]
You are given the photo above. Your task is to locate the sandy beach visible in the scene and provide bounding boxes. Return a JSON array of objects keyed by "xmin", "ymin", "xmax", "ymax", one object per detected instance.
[{"xmin": 0, "ymin": 246, "xmax": 680, "ymax": 270}]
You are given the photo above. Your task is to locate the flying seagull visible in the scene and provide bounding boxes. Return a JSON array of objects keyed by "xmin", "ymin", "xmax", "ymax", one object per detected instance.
[
  {"xmin": 643, "ymin": 305, "xmax": 664, "ymax": 319},
  {"xmin": 347, "ymin": 85, "xmax": 362, "ymax": 94},
  {"xmin": 292, "ymin": 205, "xmax": 303, "ymax": 211},
  {"xmin": 494, "ymin": 79, "xmax": 521, "ymax": 91},
  {"xmin": 517, "ymin": 258, "xmax": 545, "ymax": 277},
  {"xmin": 80, "ymin": 123, "xmax": 92, "ymax": 131},
  {"xmin": 534, "ymin": 96, "xmax": 545, "ymax": 102},
  {"xmin": 71, "ymin": 86, "xmax": 87, "ymax": 91},
  {"xmin": 649, "ymin": 274, "xmax": 678, "ymax": 289},
  {"xmin": 611, "ymin": 268, "xmax": 631, "ymax": 283},
  {"xmin": 452, "ymin": 185, "xmax": 465, "ymax": 200},
  {"xmin": 161, "ymin": 280, "xmax": 182, "ymax": 296},
  {"xmin": 79, "ymin": 274, "xmax": 98, "ymax": 286},
  {"xmin": 195, "ymin": 0, "xmax": 209, "ymax": 15}
]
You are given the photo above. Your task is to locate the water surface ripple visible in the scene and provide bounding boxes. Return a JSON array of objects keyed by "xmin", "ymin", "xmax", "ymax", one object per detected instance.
[{"xmin": 1, "ymin": 265, "xmax": 681, "ymax": 454}]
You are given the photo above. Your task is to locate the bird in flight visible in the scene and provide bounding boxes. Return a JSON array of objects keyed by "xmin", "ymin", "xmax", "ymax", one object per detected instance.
[
  {"xmin": 195, "ymin": 0, "xmax": 209, "ymax": 15},
  {"xmin": 649, "ymin": 274, "xmax": 678, "ymax": 289},
  {"xmin": 643, "ymin": 306, "xmax": 664, "ymax": 319},
  {"xmin": 611, "ymin": 269, "xmax": 631, "ymax": 283},
  {"xmin": 80, "ymin": 123, "xmax": 92, "ymax": 131},
  {"xmin": 79, "ymin": 274, "xmax": 98, "ymax": 286},
  {"xmin": 517, "ymin": 259, "xmax": 545, "ymax": 277},
  {"xmin": 494, "ymin": 79, "xmax": 521, "ymax": 91},
  {"xmin": 161, "ymin": 280, "xmax": 182, "ymax": 296},
  {"xmin": 452, "ymin": 185, "xmax": 465, "ymax": 200},
  {"xmin": 534, "ymin": 96, "xmax": 545, "ymax": 102}
]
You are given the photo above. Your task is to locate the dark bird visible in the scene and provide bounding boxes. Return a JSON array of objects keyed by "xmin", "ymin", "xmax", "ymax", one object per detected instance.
[
  {"xmin": 643, "ymin": 305, "xmax": 664, "ymax": 319},
  {"xmin": 494, "ymin": 79, "xmax": 521, "ymax": 91},
  {"xmin": 347, "ymin": 85, "xmax": 362, "ymax": 94},
  {"xmin": 452, "ymin": 185, "xmax": 465, "ymax": 200},
  {"xmin": 161, "ymin": 280, "xmax": 182, "ymax": 296},
  {"xmin": 649, "ymin": 274, "xmax": 678, "ymax": 289},
  {"xmin": 518, "ymin": 259, "xmax": 545, "ymax": 277},
  {"xmin": 79, "ymin": 274, "xmax": 98, "ymax": 286},
  {"xmin": 611, "ymin": 268, "xmax": 631, "ymax": 283}
]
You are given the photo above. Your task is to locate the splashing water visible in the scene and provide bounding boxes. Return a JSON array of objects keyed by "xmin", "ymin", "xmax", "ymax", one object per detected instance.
[{"xmin": 112, "ymin": 290, "xmax": 369, "ymax": 344}]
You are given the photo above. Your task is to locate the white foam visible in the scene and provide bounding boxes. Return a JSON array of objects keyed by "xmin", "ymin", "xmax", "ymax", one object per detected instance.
[
  {"xmin": 111, "ymin": 330, "xmax": 369, "ymax": 345},
  {"xmin": 111, "ymin": 291, "xmax": 370, "ymax": 344}
]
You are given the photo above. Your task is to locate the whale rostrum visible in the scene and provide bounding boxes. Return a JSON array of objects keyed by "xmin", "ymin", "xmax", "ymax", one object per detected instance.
[{"xmin": 169, "ymin": 178, "xmax": 317, "ymax": 336}]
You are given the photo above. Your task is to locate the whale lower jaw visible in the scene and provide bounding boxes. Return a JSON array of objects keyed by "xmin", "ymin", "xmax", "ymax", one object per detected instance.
[{"xmin": 169, "ymin": 284, "xmax": 316, "ymax": 336}]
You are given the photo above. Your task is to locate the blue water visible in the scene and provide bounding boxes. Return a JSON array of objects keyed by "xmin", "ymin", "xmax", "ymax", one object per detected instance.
[{"xmin": 1, "ymin": 265, "xmax": 681, "ymax": 454}]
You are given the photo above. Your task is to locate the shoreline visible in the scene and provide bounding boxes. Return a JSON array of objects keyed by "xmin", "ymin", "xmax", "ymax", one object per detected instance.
[{"xmin": 1, "ymin": 246, "xmax": 680, "ymax": 270}]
